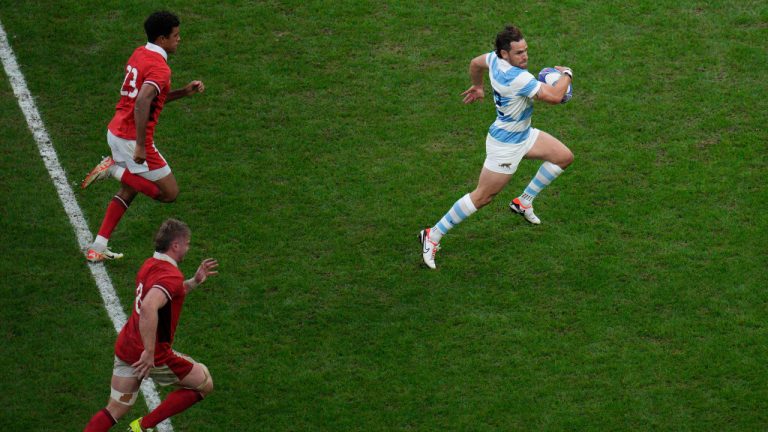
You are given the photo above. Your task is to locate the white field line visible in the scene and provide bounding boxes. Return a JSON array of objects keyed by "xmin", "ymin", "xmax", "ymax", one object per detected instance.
[{"xmin": 0, "ymin": 19, "xmax": 172, "ymax": 432}]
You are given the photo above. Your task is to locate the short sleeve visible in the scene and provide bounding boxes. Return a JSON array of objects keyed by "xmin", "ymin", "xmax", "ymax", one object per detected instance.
[
  {"xmin": 149, "ymin": 274, "xmax": 184, "ymax": 301},
  {"xmin": 517, "ymin": 72, "xmax": 541, "ymax": 98},
  {"xmin": 143, "ymin": 62, "xmax": 170, "ymax": 95}
]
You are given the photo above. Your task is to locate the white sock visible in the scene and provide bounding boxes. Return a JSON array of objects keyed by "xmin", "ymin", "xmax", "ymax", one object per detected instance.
[{"xmin": 91, "ymin": 235, "xmax": 109, "ymax": 252}]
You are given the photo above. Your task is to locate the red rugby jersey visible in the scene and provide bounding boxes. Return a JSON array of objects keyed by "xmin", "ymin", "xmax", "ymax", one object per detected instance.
[
  {"xmin": 107, "ymin": 43, "xmax": 171, "ymax": 146},
  {"xmin": 115, "ymin": 253, "xmax": 186, "ymax": 365}
]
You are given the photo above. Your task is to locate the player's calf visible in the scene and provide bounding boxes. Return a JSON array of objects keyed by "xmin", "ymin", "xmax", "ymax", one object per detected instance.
[{"xmin": 469, "ymin": 189, "xmax": 497, "ymax": 209}]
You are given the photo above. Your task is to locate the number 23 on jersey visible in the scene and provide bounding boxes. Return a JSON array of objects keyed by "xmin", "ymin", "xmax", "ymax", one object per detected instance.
[{"xmin": 120, "ymin": 65, "xmax": 139, "ymax": 98}]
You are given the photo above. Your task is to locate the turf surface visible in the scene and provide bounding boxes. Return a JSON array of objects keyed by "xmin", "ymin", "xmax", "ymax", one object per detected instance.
[{"xmin": 1, "ymin": 1, "xmax": 767, "ymax": 430}]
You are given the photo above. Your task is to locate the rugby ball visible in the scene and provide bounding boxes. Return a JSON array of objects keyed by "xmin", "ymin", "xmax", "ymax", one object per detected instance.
[{"xmin": 538, "ymin": 67, "xmax": 572, "ymax": 104}]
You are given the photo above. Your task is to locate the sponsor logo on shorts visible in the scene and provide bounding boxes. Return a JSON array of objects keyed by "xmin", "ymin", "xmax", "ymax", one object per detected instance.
[{"xmin": 499, "ymin": 163, "xmax": 512, "ymax": 168}]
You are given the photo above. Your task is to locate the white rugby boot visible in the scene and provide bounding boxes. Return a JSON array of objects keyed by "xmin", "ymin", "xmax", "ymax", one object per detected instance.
[
  {"xmin": 418, "ymin": 228, "xmax": 440, "ymax": 269},
  {"xmin": 509, "ymin": 197, "xmax": 541, "ymax": 225}
]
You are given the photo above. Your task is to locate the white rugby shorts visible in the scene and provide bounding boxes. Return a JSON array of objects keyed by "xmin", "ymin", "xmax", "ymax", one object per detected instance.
[
  {"xmin": 112, "ymin": 353, "xmax": 197, "ymax": 386},
  {"xmin": 107, "ymin": 130, "xmax": 171, "ymax": 181},
  {"xmin": 483, "ymin": 127, "xmax": 540, "ymax": 175}
]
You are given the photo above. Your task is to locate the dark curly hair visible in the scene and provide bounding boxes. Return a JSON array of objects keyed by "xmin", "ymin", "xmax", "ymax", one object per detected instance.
[
  {"xmin": 494, "ymin": 25, "xmax": 524, "ymax": 57},
  {"xmin": 144, "ymin": 11, "xmax": 180, "ymax": 43}
]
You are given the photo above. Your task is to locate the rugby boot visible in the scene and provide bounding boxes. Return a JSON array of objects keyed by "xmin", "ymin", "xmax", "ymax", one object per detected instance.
[
  {"xmin": 127, "ymin": 417, "xmax": 153, "ymax": 432},
  {"xmin": 86, "ymin": 247, "xmax": 124, "ymax": 263},
  {"xmin": 419, "ymin": 228, "xmax": 440, "ymax": 269},
  {"xmin": 509, "ymin": 197, "xmax": 541, "ymax": 225},
  {"xmin": 81, "ymin": 156, "xmax": 115, "ymax": 189}
]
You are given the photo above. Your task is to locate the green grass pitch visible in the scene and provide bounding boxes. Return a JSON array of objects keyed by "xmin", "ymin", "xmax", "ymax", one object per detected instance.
[{"xmin": 1, "ymin": 1, "xmax": 767, "ymax": 430}]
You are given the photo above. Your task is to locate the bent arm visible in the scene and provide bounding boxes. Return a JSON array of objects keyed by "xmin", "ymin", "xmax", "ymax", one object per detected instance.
[
  {"xmin": 137, "ymin": 289, "xmax": 168, "ymax": 357},
  {"xmin": 166, "ymin": 88, "xmax": 188, "ymax": 102},
  {"xmin": 167, "ymin": 80, "xmax": 205, "ymax": 103},
  {"xmin": 133, "ymin": 84, "xmax": 157, "ymax": 162},
  {"xmin": 469, "ymin": 54, "xmax": 489, "ymax": 87},
  {"xmin": 534, "ymin": 68, "xmax": 572, "ymax": 105},
  {"xmin": 462, "ymin": 54, "xmax": 489, "ymax": 104}
]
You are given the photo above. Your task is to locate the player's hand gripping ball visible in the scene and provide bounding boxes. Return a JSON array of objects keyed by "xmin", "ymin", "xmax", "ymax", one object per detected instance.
[{"xmin": 538, "ymin": 67, "xmax": 572, "ymax": 104}]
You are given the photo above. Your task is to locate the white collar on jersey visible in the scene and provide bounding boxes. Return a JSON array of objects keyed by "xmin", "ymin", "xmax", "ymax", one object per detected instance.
[
  {"xmin": 145, "ymin": 42, "xmax": 168, "ymax": 61},
  {"xmin": 153, "ymin": 252, "xmax": 178, "ymax": 267}
]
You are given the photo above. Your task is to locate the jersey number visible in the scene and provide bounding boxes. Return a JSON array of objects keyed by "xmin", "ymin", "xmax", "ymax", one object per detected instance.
[
  {"xmin": 120, "ymin": 65, "xmax": 139, "ymax": 98},
  {"xmin": 134, "ymin": 282, "xmax": 144, "ymax": 314},
  {"xmin": 493, "ymin": 90, "xmax": 504, "ymax": 116}
]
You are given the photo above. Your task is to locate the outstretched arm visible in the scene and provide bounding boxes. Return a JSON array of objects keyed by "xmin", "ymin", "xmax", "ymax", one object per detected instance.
[
  {"xmin": 461, "ymin": 54, "xmax": 489, "ymax": 104},
  {"xmin": 167, "ymin": 80, "xmax": 205, "ymax": 102}
]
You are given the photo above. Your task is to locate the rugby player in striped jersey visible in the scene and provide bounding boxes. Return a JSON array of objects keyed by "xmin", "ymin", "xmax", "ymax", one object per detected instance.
[{"xmin": 419, "ymin": 25, "xmax": 574, "ymax": 269}]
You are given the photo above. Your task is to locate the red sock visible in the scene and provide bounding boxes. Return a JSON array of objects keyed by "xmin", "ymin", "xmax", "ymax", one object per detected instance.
[
  {"xmin": 96, "ymin": 196, "xmax": 129, "ymax": 239},
  {"xmin": 119, "ymin": 171, "xmax": 161, "ymax": 199},
  {"xmin": 84, "ymin": 408, "xmax": 116, "ymax": 432},
  {"xmin": 141, "ymin": 389, "xmax": 203, "ymax": 428}
]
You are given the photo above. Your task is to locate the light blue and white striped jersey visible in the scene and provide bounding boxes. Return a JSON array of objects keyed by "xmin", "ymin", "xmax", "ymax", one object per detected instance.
[{"xmin": 486, "ymin": 51, "xmax": 541, "ymax": 145}]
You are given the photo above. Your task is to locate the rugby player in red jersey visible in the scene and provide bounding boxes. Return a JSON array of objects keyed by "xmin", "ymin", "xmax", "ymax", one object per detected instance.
[
  {"xmin": 81, "ymin": 11, "xmax": 205, "ymax": 263},
  {"xmin": 84, "ymin": 219, "xmax": 218, "ymax": 432}
]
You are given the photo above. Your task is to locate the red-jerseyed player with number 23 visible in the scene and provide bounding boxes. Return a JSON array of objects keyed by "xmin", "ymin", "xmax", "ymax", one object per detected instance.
[{"xmin": 81, "ymin": 11, "xmax": 205, "ymax": 263}]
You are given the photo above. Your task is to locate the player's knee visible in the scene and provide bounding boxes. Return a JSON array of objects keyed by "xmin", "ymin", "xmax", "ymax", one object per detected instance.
[
  {"xmin": 106, "ymin": 388, "xmax": 138, "ymax": 420},
  {"xmin": 193, "ymin": 363, "xmax": 214, "ymax": 396},
  {"xmin": 564, "ymin": 150, "xmax": 574, "ymax": 166},
  {"xmin": 557, "ymin": 149, "xmax": 574, "ymax": 169},
  {"xmin": 159, "ymin": 190, "xmax": 179, "ymax": 203},
  {"xmin": 201, "ymin": 376, "xmax": 214, "ymax": 396}
]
